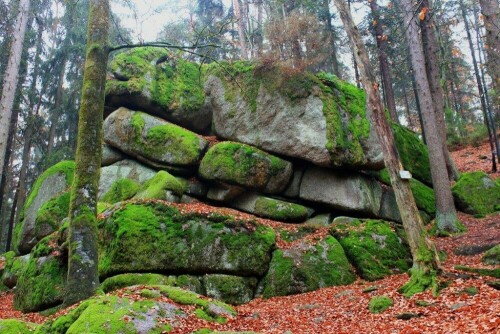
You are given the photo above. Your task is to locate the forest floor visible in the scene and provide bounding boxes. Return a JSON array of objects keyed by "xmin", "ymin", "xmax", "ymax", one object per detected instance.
[{"xmin": 0, "ymin": 140, "xmax": 499, "ymax": 333}]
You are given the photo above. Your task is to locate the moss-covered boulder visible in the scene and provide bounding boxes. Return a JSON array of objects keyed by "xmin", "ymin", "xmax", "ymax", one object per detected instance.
[
  {"xmin": 259, "ymin": 235, "xmax": 355, "ymax": 298},
  {"xmin": 199, "ymin": 142, "xmax": 293, "ymax": 194},
  {"xmin": 205, "ymin": 62, "xmax": 383, "ymax": 170},
  {"xmin": 482, "ymin": 244, "xmax": 500, "ymax": 265},
  {"xmin": 14, "ymin": 254, "xmax": 66, "ymax": 312},
  {"xmin": 99, "ymin": 202, "xmax": 276, "ymax": 278},
  {"xmin": 0, "ymin": 320, "xmax": 37, "ymax": 333},
  {"xmin": 300, "ymin": 166, "xmax": 382, "ymax": 216},
  {"xmin": 101, "ymin": 179, "xmax": 141, "ymax": 204},
  {"xmin": 452, "ymin": 172, "xmax": 500, "ymax": 215},
  {"xmin": 33, "ymin": 191, "xmax": 71, "ymax": 242},
  {"xmin": 100, "ymin": 273, "xmax": 204, "ymax": 294},
  {"xmin": 106, "ymin": 47, "xmax": 212, "ymax": 133},
  {"xmin": 1, "ymin": 252, "xmax": 30, "ymax": 288},
  {"xmin": 133, "ymin": 170, "xmax": 185, "ymax": 200},
  {"xmin": 331, "ymin": 219, "xmax": 411, "ymax": 281},
  {"xmin": 102, "ymin": 143, "xmax": 125, "ymax": 166},
  {"xmin": 203, "ymin": 274, "xmax": 257, "ymax": 305},
  {"xmin": 232, "ymin": 192, "xmax": 310, "ymax": 222},
  {"xmin": 392, "ymin": 124, "xmax": 432, "ymax": 185},
  {"xmin": 104, "ymin": 108, "xmax": 208, "ymax": 171},
  {"xmin": 15, "ymin": 161, "xmax": 75, "ymax": 254}
]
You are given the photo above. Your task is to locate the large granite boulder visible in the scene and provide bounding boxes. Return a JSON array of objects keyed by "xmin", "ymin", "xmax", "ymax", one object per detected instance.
[
  {"xmin": 106, "ymin": 47, "xmax": 212, "ymax": 133},
  {"xmin": 205, "ymin": 63, "xmax": 383, "ymax": 169},
  {"xmin": 1, "ymin": 252, "xmax": 30, "ymax": 288},
  {"xmin": 300, "ymin": 166, "xmax": 382, "ymax": 216},
  {"xmin": 15, "ymin": 161, "xmax": 75, "ymax": 255},
  {"xmin": 331, "ymin": 219, "xmax": 411, "ymax": 281},
  {"xmin": 203, "ymin": 274, "xmax": 258, "ymax": 305},
  {"xmin": 452, "ymin": 172, "xmax": 500, "ymax": 215},
  {"xmin": 259, "ymin": 235, "xmax": 355, "ymax": 298},
  {"xmin": 199, "ymin": 141, "xmax": 293, "ymax": 194},
  {"xmin": 104, "ymin": 108, "xmax": 208, "ymax": 171},
  {"xmin": 98, "ymin": 202, "xmax": 276, "ymax": 278}
]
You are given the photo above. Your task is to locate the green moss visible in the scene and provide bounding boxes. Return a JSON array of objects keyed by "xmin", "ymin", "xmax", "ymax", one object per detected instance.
[
  {"xmin": 35, "ymin": 300, "xmax": 92, "ymax": 334},
  {"xmin": 203, "ymin": 274, "xmax": 257, "ymax": 305},
  {"xmin": 399, "ymin": 266, "xmax": 439, "ymax": 297},
  {"xmin": 199, "ymin": 141, "xmax": 290, "ymax": 191},
  {"xmin": 332, "ymin": 219, "xmax": 411, "ymax": 281},
  {"xmin": 100, "ymin": 273, "xmax": 177, "ymax": 293},
  {"xmin": 428, "ymin": 219, "xmax": 466, "ymax": 237},
  {"xmin": 454, "ymin": 265, "xmax": 500, "ymax": 278},
  {"xmin": 0, "ymin": 319, "xmax": 38, "ymax": 333},
  {"xmin": 462, "ymin": 286, "xmax": 478, "ymax": 296},
  {"xmin": 2, "ymin": 252, "xmax": 29, "ymax": 288},
  {"xmin": 97, "ymin": 202, "xmax": 112, "ymax": 214},
  {"xmin": 261, "ymin": 236, "xmax": 355, "ymax": 298},
  {"xmin": 98, "ymin": 202, "xmax": 276, "ymax": 278},
  {"xmin": 14, "ymin": 255, "xmax": 66, "ymax": 312},
  {"xmin": 482, "ymin": 244, "xmax": 500, "ymax": 265},
  {"xmin": 368, "ymin": 296, "xmax": 393, "ymax": 314},
  {"xmin": 452, "ymin": 172, "xmax": 500, "ymax": 215},
  {"xmin": 391, "ymin": 124, "xmax": 432, "ymax": 185},
  {"xmin": 254, "ymin": 197, "xmax": 309, "ymax": 222},
  {"xmin": 102, "ymin": 179, "xmax": 140, "ymax": 204},
  {"xmin": 134, "ymin": 171, "xmax": 185, "ymax": 199},
  {"xmin": 34, "ymin": 192, "xmax": 71, "ymax": 238},
  {"xmin": 128, "ymin": 111, "xmax": 203, "ymax": 165},
  {"xmin": 32, "ymin": 233, "xmax": 59, "ymax": 258}
]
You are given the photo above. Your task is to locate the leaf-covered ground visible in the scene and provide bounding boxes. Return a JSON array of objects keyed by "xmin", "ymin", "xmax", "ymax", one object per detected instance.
[{"xmin": 0, "ymin": 140, "xmax": 498, "ymax": 333}]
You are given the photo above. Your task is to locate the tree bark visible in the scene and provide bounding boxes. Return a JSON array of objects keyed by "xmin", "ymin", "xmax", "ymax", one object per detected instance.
[
  {"xmin": 333, "ymin": 0, "xmax": 440, "ymax": 297},
  {"xmin": 0, "ymin": 0, "xmax": 30, "ymax": 183},
  {"xmin": 478, "ymin": 0, "xmax": 500, "ymax": 119},
  {"xmin": 400, "ymin": 0, "xmax": 460, "ymax": 233},
  {"xmin": 233, "ymin": 0, "xmax": 248, "ymax": 59},
  {"xmin": 64, "ymin": 0, "xmax": 109, "ymax": 306},
  {"xmin": 420, "ymin": 0, "xmax": 459, "ymax": 180},
  {"xmin": 321, "ymin": 0, "xmax": 341, "ymax": 77}
]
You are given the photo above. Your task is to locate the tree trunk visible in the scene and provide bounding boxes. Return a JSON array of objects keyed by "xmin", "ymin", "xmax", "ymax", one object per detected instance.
[
  {"xmin": 321, "ymin": 0, "xmax": 340, "ymax": 77},
  {"xmin": 479, "ymin": 0, "xmax": 500, "ymax": 119},
  {"xmin": 460, "ymin": 0, "xmax": 499, "ymax": 170},
  {"xmin": 255, "ymin": 0, "xmax": 263, "ymax": 57},
  {"xmin": 333, "ymin": 0, "xmax": 440, "ymax": 297},
  {"xmin": 233, "ymin": 0, "xmax": 248, "ymax": 59},
  {"xmin": 420, "ymin": 0, "xmax": 459, "ymax": 180},
  {"xmin": 400, "ymin": 0, "xmax": 460, "ymax": 234},
  {"xmin": 0, "ymin": 0, "xmax": 30, "ymax": 183},
  {"xmin": 46, "ymin": 57, "xmax": 67, "ymax": 156},
  {"xmin": 65, "ymin": 0, "xmax": 109, "ymax": 306},
  {"xmin": 403, "ymin": 87, "xmax": 414, "ymax": 128}
]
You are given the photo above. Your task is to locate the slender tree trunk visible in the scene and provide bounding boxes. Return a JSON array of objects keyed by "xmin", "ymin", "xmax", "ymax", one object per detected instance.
[
  {"xmin": 403, "ymin": 87, "xmax": 414, "ymax": 128},
  {"xmin": 400, "ymin": 0, "xmax": 460, "ymax": 233},
  {"xmin": 321, "ymin": 0, "xmax": 341, "ymax": 77},
  {"xmin": 478, "ymin": 0, "xmax": 500, "ymax": 119},
  {"xmin": 333, "ymin": 0, "xmax": 440, "ymax": 297},
  {"xmin": 461, "ymin": 0, "xmax": 499, "ymax": 170},
  {"xmin": 65, "ymin": 0, "xmax": 110, "ymax": 306},
  {"xmin": 255, "ymin": 0, "xmax": 263, "ymax": 57},
  {"xmin": 0, "ymin": 0, "xmax": 30, "ymax": 183},
  {"xmin": 410, "ymin": 65, "xmax": 426, "ymax": 143},
  {"xmin": 233, "ymin": 0, "xmax": 248, "ymax": 59},
  {"xmin": 420, "ymin": 0, "xmax": 459, "ymax": 180},
  {"xmin": 46, "ymin": 58, "xmax": 67, "ymax": 156},
  {"xmin": 348, "ymin": 0, "xmax": 361, "ymax": 87}
]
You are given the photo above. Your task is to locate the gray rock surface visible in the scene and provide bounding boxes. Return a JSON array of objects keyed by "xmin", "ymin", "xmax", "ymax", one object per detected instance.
[{"xmin": 102, "ymin": 143, "xmax": 125, "ymax": 166}]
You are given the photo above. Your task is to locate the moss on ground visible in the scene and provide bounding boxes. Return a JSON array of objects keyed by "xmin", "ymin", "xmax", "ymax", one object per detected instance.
[
  {"xmin": 452, "ymin": 172, "xmax": 500, "ymax": 215},
  {"xmin": 101, "ymin": 179, "xmax": 140, "ymax": 204},
  {"xmin": 368, "ymin": 296, "xmax": 393, "ymax": 313},
  {"xmin": 482, "ymin": 244, "xmax": 500, "ymax": 265},
  {"xmin": 134, "ymin": 171, "xmax": 185, "ymax": 199},
  {"xmin": 0, "ymin": 319, "xmax": 38, "ymax": 333},
  {"xmin": 331, "ymin": 219, "xmax": 411, "ymax": 281}
]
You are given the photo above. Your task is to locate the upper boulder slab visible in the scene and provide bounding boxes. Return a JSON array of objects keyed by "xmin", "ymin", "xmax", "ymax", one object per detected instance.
[
  {"xmin": 199, "ymin": 141, "xmax": 293, "ymax": 194},
  {"xmin": 300, "ymin": 166, "xmax": 382, "ymax": 216},
  {"xmin": 104, "ymin": 108, "xmax": 208, "ymax": 170},
  {"xmin": 205, "ymin": 62, "xmax": 383, "ymax": 169},
  {"xmin": 106, "ymin": 47, "xmax": 212, "ymax": 133}
]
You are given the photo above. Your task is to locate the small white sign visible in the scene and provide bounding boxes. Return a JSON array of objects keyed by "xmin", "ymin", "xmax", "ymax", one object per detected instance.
[{"xmin": 399, "ymin": 170, "xmax": 412, "ymax": 179}]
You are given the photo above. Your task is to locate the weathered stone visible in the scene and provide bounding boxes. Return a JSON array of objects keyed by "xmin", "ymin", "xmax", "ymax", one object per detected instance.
[
  {"xmin": 102, "ymin": 143, "xmax": 125, "ymax": 166},
  {"xmin": 203, "ymin": 274, "xmax": 257, "ymax": 305},
  {"xmin": 103, "ymin": 108, "xmax": 208, "ymax": 169},
  {"xmin": 177, "ymin": 177, "xmax": 209, "ymax": 198},
  {"xmin": 259, "ymin": 235, "xmax": 355, "ymax": 298},
  {"xmin": 452, "ymin": 172, "xmax": 500, "ymax": 215},
  {"xmin": 199, "ymin": 141, "xmax": 293, "ymax": 194},
  {"xmin": 300, "ymin": 167, "xmax": 382, "ymax": 216},
  {"xmin": 99, "ymin": 202, "xmax": 276, "ymax": 278},
  {"xmin": 331, "ymin": 219, "xmax": 411, "ymax": 281},
  {"xmin": 207, "ymin": 184, "xmax": 244, "ymax": 202},
  {"xmin": 106, "ymin": 47, "xmax": 212, "ymax": 133},
  {"xmin": 133, "ymin": 171, "xmax": 185, "ymax": 200},
  {"xmin": 304, "ymin": 213, "xmax": 334, "ymax": 227},
  {"xmin": 99, "ymin": 159, "xmax": 157, "ymax": 199},
  {"xmin": 100, "ymin": 273, "xmax": 204, "ymax": 294},
  {"xmin": 205, "ymin": 65, "xmax": 384, "ymax": 169},
  {"xmin": 1, "ymin": 252, "xmax": 30, "ymax": 288},
  {"xmin": 15, "ymin": 161, "xmax": 75, "ymax": 255},
  {"xmin": 283, "ymin": 167, "xmax": 305, "ymax": 198},
  {"xmin": 233, "ymin": 192, "xmax": 311, "ymax": 222}
]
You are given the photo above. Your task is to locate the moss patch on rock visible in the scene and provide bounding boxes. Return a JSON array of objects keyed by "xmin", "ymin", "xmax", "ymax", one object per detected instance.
[
  {"xmin": 98, "ymin": 202, "xmax": 276, "ymax": 278},
  {"xmin": 134, "ymin": 171, "xmax": 185, "ymax": 199},
  {"xmin": 2, "ymin": 252, "xmax": 30, "ymax": 288},
  {"xmin": 203, "ymin": 274, "xmax": 257, "ymax": 305},
  {"xmin": 452, "ymin": 172, "xmax": 500, "ymax": 215},
  {"xmin": 100, "ymin": 273, "xmax": 203, "ymax": 294},
  {"xmin": 253, "ymin": 197, "xmax": 309, "ymax": 222},
  {"xmin": 199, "ymin": 141, "xmax": 292, "ymax": 194},
  {"xmin": 368, "ymin": 296, "xmax": 393, "ymax": 313},
  {"xmin": 260, "ymin": 235, "xmax": 355, "ymax": 298},
  {"xmin": 101, "ymin": 179, "xmax": 140, "ymax": 204},
  {"xmin": 331, "ymin": 219, "xmax": 411, "ymax": 281},
  {"xmin": 0, "ymin": 319, "xmax": 38, "ymax": 333},
  {"xmin": 482, "ymin": 244, "xmax": 500, "ymax": 265},
  {"xmin": 34, "ymin": 192, "xmax": 71, "ymax": 241}
]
